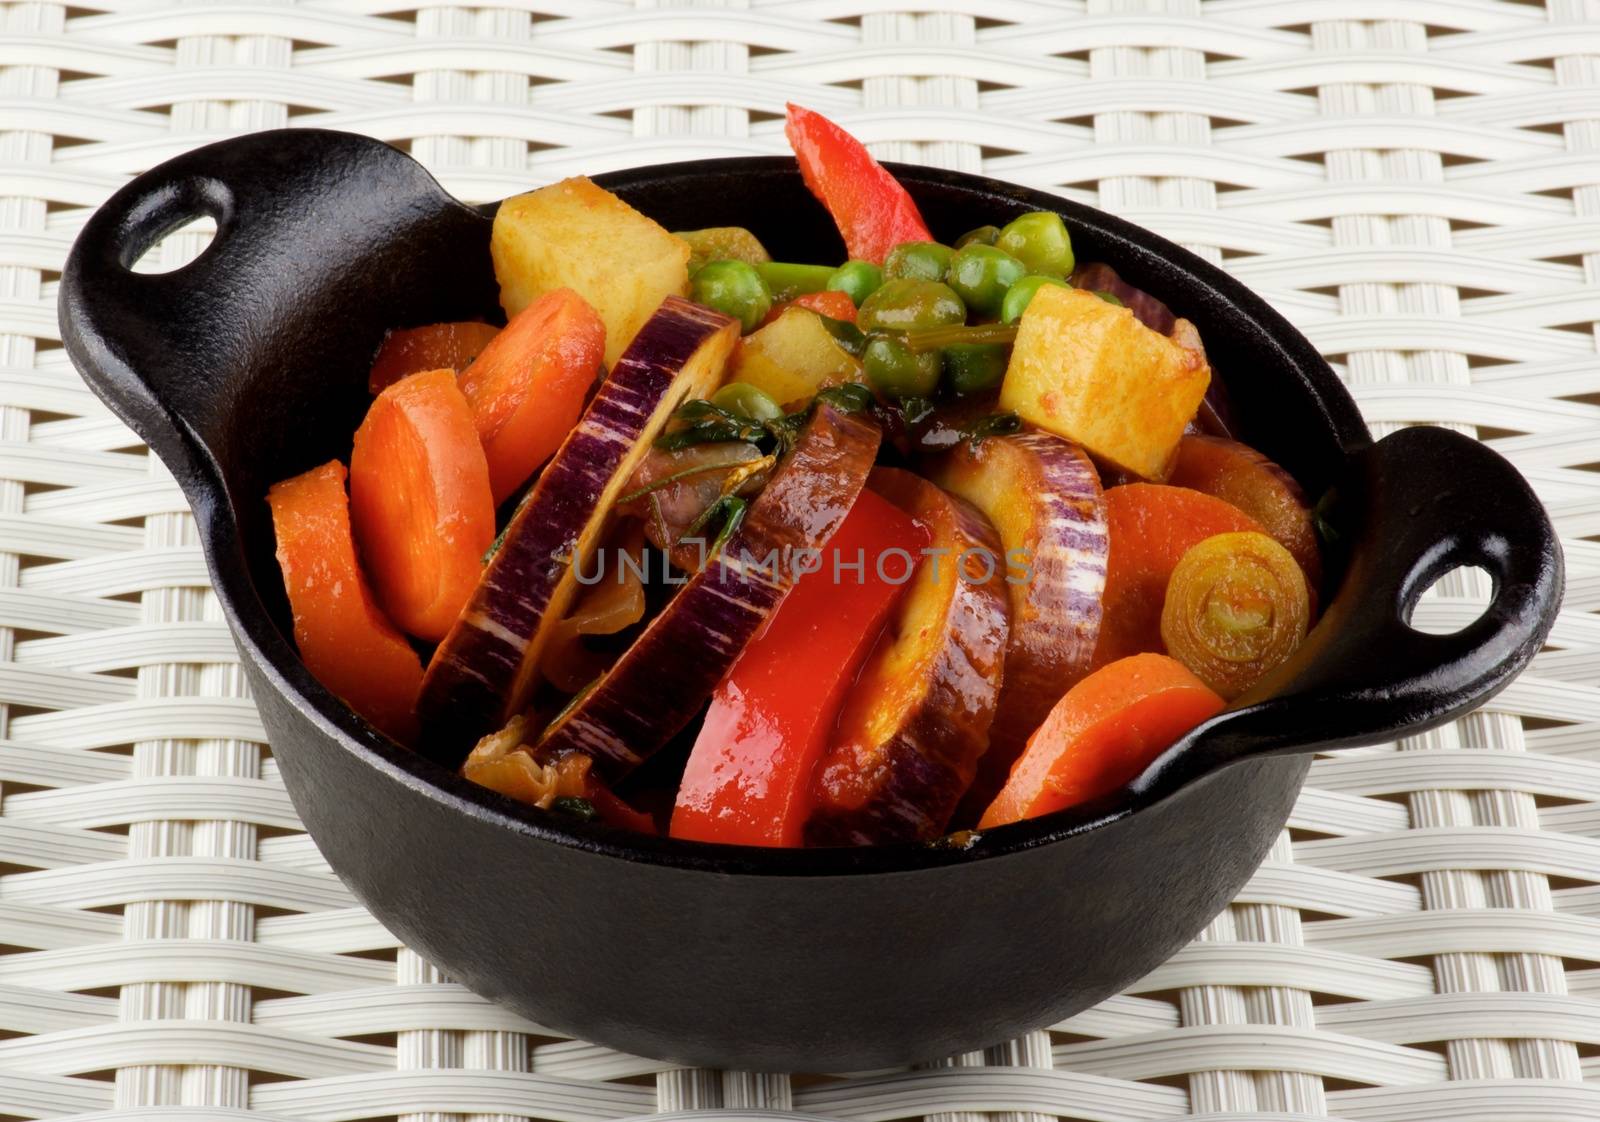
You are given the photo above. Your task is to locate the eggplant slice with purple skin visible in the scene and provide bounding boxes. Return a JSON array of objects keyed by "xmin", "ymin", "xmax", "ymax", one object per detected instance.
[
  {"xmin": 806, "ymin": 467, "xmax": 1010, "ymax": 846},
  {"xmin": 417, "ymin": 296, "xmax": 740, "ymax": 764},
  {"xmin": 535, "ymin": 402, "xmax": 882, "ymax": 781},
  {"xmin": 931, "ymin": 431, "xmax": 1108, "ymax": 824}
]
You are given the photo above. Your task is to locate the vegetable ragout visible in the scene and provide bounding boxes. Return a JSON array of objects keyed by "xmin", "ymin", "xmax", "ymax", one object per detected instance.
[{"xmin": 267, "ymin": 104, "xmax": 1324, "ymax": 847}]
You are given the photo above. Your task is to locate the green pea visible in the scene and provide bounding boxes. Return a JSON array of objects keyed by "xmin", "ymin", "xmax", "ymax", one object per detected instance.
[
  {"xmin": 942, "ymin": 343, "xmax": 1009, "ymax": 395},
  {"xmin": 947, "ymin": 244, "xmax": 1028, "ymax": 318},
  {"xmin": 863, "ymin": 334, "xmax": 941, "ymax": 398},
  {"xmin": 996, "ymin": 211, "xmax": 1074, "ymax": 278},
  {"xmin": 827, "ymin": 260, "xmax": 884, "ymax": 306},
  {"xmin": 857, "ymin": 278, "xmax": 967, "ymax": 332},
  {"xmin": 754, "ymin": 261, "xmax": 835, "ymax": 302},
  {"xmin": 1094, "ymin": 290, "xmax": 1124, "ymax": 307},
  {"xmin": 954, "ymin": 225, "xmax": 1000, "ymax": 250},
  {"xmin": 1001, "ymin": 274, "xmax": 1071, "ymax": 325},
  {"xmin": 692, "ymin": 260, "xmax": 772, "ymax": 333},
  {"xmin": 711, "ymin": 381, "xmax": 783, "ymax": 424},
  {"xmin": 884, "ymin": 241, "xmax": 955, "ymax": 283}
]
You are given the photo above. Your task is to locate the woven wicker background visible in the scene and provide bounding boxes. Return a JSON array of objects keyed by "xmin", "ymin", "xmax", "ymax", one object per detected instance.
[{"xmin": 3, "ymin": 1, "xmax": 1600, "ymax": 1119}]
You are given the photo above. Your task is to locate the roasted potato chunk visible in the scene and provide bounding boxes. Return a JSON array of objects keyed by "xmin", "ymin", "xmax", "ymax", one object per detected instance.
[
  {"xmin": 729, "ymin": 306, "xmax": 863, "ymax": 407},
  {"xmin": 492, "ymin": 176, "xmax": 690, "ymax": 368},
  {"xmin": 999, "ymin": 284, "xmax": 1209, "ymax": 480}
]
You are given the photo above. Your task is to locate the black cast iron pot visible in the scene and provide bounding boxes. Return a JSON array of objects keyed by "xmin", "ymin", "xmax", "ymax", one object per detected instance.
[{"xmin": 59, "ymin": 129, "xmax": 1562, "ymax": 1072}]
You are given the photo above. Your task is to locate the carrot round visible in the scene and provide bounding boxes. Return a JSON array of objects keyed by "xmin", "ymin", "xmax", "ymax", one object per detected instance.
[
  {"xmin": 457, "ymin": 288, "xmax": 605, "ymax": 504},
  {"xmin": 1167, "ymin": 435, "xmax": 1322, "ymax": 596},
  {"xmin": 267, "ymin": 460, "xmax": 423, "ymax": 743},
  {"xmin": 979, "ymin": 653, "xmax": 1224, "ymax": 828},
  {"xmin": 350, "ymin": 368, "xmax": 496, "ymax": 642},
  {"xmin": 1093, "ymin": 483, "xmax": 1262, "ymax": 666},
  {"xmin": 369, "ymin": 321, "xmax": 500, "ymax": 394}
]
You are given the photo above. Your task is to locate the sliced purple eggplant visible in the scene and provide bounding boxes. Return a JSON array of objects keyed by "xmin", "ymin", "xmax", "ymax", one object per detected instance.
[
  {"xmin": 535, "ymin": 402, "xmax": 882, "ymax": 780},
  {"xmin": 931, "ymin": 431, "xmax": 1108, "ymax": 825},
  {"xmin": 416, "ymin": 296, "xmax": 740, "ymax": 764},
  {"xmin": 806, "ymin": 468, "xmax": 1010, "ymax": 846}
]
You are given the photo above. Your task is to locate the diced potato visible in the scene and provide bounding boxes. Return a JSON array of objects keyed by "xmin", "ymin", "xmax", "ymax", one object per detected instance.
[
  {"xmin": 677, "ymin": 226, "xmax": 771, "ymax": 273},
  {"xmin": 999, "ymin": 285, "xmax": 1209, "ymax": 480},
  {"xmin": 492, "ymin": 176, "xmax": 690, "ymax": 368},
  {"xmin": 728, "ymin": 307, "xmax": 863, "ymax": 407}
]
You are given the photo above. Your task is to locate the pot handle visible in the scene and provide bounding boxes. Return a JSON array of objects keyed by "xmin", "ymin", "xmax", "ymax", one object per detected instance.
[
  {"xmin": 1150, "ymin": 424, "xmax": 1563, "ymax": 789},
  {"xmin": 58, "ymin": 128, "xmax": 492, "ymax": 486}
]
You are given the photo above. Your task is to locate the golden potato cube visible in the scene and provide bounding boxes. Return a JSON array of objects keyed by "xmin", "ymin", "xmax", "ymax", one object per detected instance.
[
  {"xmin": 492, "ymin": 176, "xmax": 690, "ymax": 368},
  {"xmin": 728, "ymin": 307, "xmax": 863, "ymax": 408},
  {"xmin": 999, "ymin": 285, "xmax": 1210, "ymax": 479}
]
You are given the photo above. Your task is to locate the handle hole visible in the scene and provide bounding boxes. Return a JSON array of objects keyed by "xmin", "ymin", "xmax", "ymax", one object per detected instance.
[
  {"xmin": 128, "ymin": 214, "xmax": 216, "ymax": 274},
  {"xmin": 1406, "ymin": 564, "xmax": 1493, "ymax": 635}
]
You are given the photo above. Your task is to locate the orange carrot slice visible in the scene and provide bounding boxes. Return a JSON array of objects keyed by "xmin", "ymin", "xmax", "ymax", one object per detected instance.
[
  {"xmin": 1167, "ymin": 435, "xmax": 1322, "ymax": 597},
  {"xmin": 369, "ymin": 321, "xmax": 500, "ymax": 394},
  {"xmin": 979, "ymin": 653, "xmax": 1224, "ymax": 828},
  {"xmin": 350, "ymin": 368, "xmax": 496, "ymax": 642},
  {"xmin": 267, "ymin": 460, "xmax": 423, "ymax": 742},
  {"xmin": 1093, "ymin": 483, "xmax": 1262, "ymax": 666},
  {"xmin": 457, "ymin": 288, "xmax": 605, "ymax": 504}
]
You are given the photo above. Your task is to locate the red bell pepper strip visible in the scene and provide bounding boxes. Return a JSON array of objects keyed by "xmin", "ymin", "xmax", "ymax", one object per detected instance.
[
  {"xmin": 760, "ymin": 290, "xmax": 859, "ymax": 329},
  {"xmin": 670, "ymin": 489, "xmax": 929, "ymax": 847},
  {"xmin": 791, "ymin": 289, "xmax": 858, "ymax": 323},
  {"xmin": 785, "ymin": 103, "xmax": 934, "ymax": 265}
]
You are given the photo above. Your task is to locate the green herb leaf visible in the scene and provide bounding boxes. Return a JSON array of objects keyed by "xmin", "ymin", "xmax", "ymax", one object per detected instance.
[
  {"xmin": 815, "ymin": 382, "xmax": 877, "ymax": 414},
  {"xmin": 685, "ymin": 492, "xmax": 748, "ymax": 552},
  {"xmin": 655, "ymin": 419, "xmax": 764, "ymax": 451},
  {"xmin": 658, "ymin": 396, "xmax": 815, "ymax": 455},
  {"xmin": 762, "ymin": 411, "xmax": 809, "ymax": 457},
  {"xmin": 673, "ymin": 398, "xmax": 743, "ymax": 424},
  {"xmin": 960, "ymin": 410, "xmax": 1022, "ymax": 448},
  {"xmin": 819, "ymin": 315, "xmax": 868, "ymax": 356},
  {"xmin": 709, "ymin": 496, "xmax": 748, "ymax": 555},
  {"xmin": 898, "ymin": 395, "xmax": 937, "ymax": 426},
  {"xmin": 550, "ymin": 796, "xmax": 598, "ymax": 821}
]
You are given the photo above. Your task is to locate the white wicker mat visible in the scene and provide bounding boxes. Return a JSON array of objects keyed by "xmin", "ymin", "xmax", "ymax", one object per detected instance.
[{"xmin": 3, "ymin": 1, "xmax": 1599, "ymax": 1119}]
